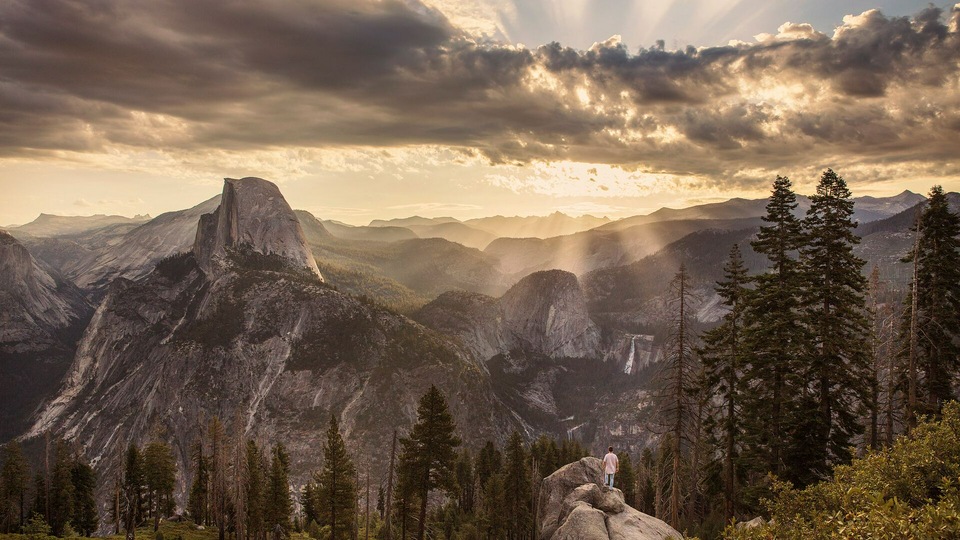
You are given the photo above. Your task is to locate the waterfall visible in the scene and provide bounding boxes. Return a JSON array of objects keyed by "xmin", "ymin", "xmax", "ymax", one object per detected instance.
[{"xmin": 624, "ymin": 335, "xmax": 636, "ymax": 375}]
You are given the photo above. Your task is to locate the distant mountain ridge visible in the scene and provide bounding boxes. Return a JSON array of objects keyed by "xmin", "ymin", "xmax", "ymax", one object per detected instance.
[
  {"xmin": 10, "ymin": 213, "xmax": 150, "ymax": 237},
  {"xmin": 598, "ymin": 191, "xmax": 924, "ymax": 231}
]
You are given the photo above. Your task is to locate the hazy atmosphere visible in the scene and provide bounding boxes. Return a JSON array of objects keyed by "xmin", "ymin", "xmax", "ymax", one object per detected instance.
[
  {"xmin": 2, "ymin": 0, "xmax": 958, "ymax": 225},
  {"xmin": 5, "ymin": 2, "xmax": 960, "ymax": 540}
]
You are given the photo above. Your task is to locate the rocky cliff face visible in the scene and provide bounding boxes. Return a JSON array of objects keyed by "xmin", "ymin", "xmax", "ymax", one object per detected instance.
[
  {"xmin": 26, "ymin": 179, "xmax": 513, "ymax": 522},
  {"xmin": 538, "ymin": 457, "xmax": 680, "ymax": 540},
  {"xmin": 65, "ymin": 196, "xmax": 222, "ymax": 294},
  {"xmin": 500, "ymin": 270, "xmax": 600, "ymax": 358},
  {"xmin": 0, "ymin": 231, "xmax": 92, "ymax": 440},
  {"xmin": 414, "ymin": 270, "xmax": 607, "ymax": 439},
  {"xmin": 415, "ymin": 269, "xmax": 600, "ymax": 363},
  {"xmin": 194, "ymin": 178, "xmax": 321, "ymax": 279}
]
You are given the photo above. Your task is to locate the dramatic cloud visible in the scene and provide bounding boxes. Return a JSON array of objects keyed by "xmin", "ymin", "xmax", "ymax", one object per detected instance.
[{"xmin": 0, "ymin": 0, "xmax": 958, "ymax": 192}]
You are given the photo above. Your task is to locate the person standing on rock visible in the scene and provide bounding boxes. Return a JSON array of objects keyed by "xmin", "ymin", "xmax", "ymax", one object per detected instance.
[{"xmin": 602, "ymin": 446, "xmax": 619, "ymax": 488}]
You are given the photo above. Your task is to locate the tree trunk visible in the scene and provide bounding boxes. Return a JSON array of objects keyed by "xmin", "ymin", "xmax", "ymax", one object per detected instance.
[
  {"xmin": 885, "ymin": 334, "xmax": 896, "ymax": 447},
  {"xmin": 331, "ymin": 466, "xmax": 337, "ymax": 540},
  {"xmin": 154, "ymin": 490, "xmax": 161, "ymax": 532},
  {"xmin": 417, "ymin": 481, "xmax": 429, "ymax": 540},
  {"xmin": 670, "ymin": 269, "xmax": 686, "ymax": 530},
  {"xmin": 687, "ymin": 394, "xmax": 703, "ymax": 523},
  {"xmin": 724, "ymin": 348, "xmax": 736, "ymax": 521},
  {"xmin": 385, "ymin": 431, "xmax": 396, "ymax": 540},
  {"xmin": 365, "ymin": 474, "xmax": 370, "ymax": 540},
  {"xmin": 908, "ymin": 217, "xmax": 921, "ymax": 432}
]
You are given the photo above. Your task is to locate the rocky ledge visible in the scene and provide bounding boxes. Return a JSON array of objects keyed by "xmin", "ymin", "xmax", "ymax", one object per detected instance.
[{"xmin": 538, "ymin": 457, "xmax": 681, "ymax": 540}]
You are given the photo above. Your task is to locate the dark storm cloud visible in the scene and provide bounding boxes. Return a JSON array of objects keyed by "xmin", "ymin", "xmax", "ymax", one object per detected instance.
[{"xmin": 0, "ymin": 0, "xmax": 958, "ymax": 184}]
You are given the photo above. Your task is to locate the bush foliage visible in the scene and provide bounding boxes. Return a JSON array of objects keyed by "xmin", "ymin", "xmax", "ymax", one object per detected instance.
[{"xmin": 726, "ymin": 401, "xmax": 960, "ymax": 539}]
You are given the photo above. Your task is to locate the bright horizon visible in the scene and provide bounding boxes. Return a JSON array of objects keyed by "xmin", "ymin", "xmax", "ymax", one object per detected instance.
[{"xmin": 2, "ymin": 0, "xmax": 958, "ymax": 226}]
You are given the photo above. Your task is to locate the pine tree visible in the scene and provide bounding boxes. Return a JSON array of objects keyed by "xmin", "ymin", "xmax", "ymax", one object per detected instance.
[
  {"xmin": 636, "ymin": 448, "xmax": 656, "ymax": 516},
  {"xmin": 866, "ymin": 267, "xmax": 897, "ymax": 449},
  {"xmin": 798, "ymin": 169, "xmax": 870, "ymax": 484},
  {"xmin": 143, "ymin": 441, "xmax": 177, "ymax": 531},
  {"xmin": 48, "ymin": 441, "xmax": 75, "ymax": 537},
  {"xmin": 397, "ymin": 385, "xmax": 461, "ymax": 540},
  {"xmin": 230, "ymin": 422, "xmax": 248, "ymax": 540},
  {"xmin": 70, "ymin": 456, "xmax": 98, "ymax": 536},
  {"xmin": 392, "ymin": 456, "xmax": 418, "ymax": 540},
  {"xmin": 474, "ymin": 441, "xmax": 501, "ymax": 489},
  {"xmin": 530, "ymin": 436, "xmax": 560, "ymax": 478},
  {"xmin": 376, "ymin": 485, "xmax": 385, "ymax": 520},
  {"xmin": 316, "ymin": 415, "xmax": 356, "ymax": 540},
  {"xmin": 698, "ymin": 243, "xmax": 749, "ymax": 520},
  {"xmin": 479, "ymin": 473, "xmax": 507, "ymax": 539},
  {"xmin": 1, "ymin": 441, "xmax": 30, "ymax": 531},
  {"xmin": 121, "ymin": 443, "xmax": 145, "ymax": 540},
  {"xmin": 655, "ymin": 263, "xmax": 699, "ymax": 529},
  {"xmin": 453, "ymin": 450, "xmax": 475, "ymax": 514},
  {"xmin": 247, "ymin": 440, "xmax": 265, "ymax": 539},
  {"xmin": 31, "ymin": 473, "xmax": 46, "ymax": 525},
  {"xmin": 616, "ymin": 452, "xmax": 637, "ymax": 507},
  {"xmin": 188, "ymin": 440, "xmax": 209, "ymax": 525},
  {"xmin": 743, "ymin": 175, "xmax": 807, "ymax": 484},
  {"xmin": 265, "ymin": 443, "xmax": 292, "ymax": 533},
  {"xmin": 907, "ymin": 185, "xmax": 960, "ymax": 415},
  {"xmin": 302, "ymin": 480, "xmax": 318, "ymax": 529},
  {"xmin": 502, "ymin": 432, "xmax": 532, "ymax": 539},
  {"xmin": 209, "ymin": 418, "xmax": 229, "ymax": 540}
]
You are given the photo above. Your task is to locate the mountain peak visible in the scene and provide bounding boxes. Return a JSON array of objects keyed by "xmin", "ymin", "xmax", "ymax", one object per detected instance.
[{"xmin": 193, "ymin": 177, "xmax": 322, "ymax": 279}]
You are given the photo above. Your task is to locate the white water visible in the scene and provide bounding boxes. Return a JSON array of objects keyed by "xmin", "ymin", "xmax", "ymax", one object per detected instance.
[
  {"xmin": 567, "ymin": 422, "xmax": 587, "ymax": 440},
  {"xmin": 624, "ymin": 335, "xmax": 637, "ymax": 375}
]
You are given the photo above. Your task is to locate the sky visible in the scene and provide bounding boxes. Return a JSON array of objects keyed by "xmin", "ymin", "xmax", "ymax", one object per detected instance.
[{"xmin": 1, "ymin": 0, "xmax": 959, "ymax": 226}]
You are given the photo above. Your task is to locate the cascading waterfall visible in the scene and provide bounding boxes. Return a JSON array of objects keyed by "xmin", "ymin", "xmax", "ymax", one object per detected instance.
[{"xmin": 624, "ymin": 335, "xmax": 636, "ymax": 374}]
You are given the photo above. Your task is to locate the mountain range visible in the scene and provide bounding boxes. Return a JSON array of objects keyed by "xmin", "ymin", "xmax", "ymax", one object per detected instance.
[{"xmin": 0, "ymin": 179, "xmax": 944, "ymax": 520}]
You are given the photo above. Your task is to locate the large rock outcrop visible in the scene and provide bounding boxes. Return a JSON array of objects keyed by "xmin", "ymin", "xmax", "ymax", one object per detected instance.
[
  {"xmin": 415, "ymin": 269, "xmax": 600, "ymax": 363},
  {"xmin": 194, "ymin": 177, "xmax": 322, "ymax": 279},
  {"xmin": 26, "ymin": 178, "xmax": 514, "ymax": 527},
  {"xmin": 538, "ymin": 457, "xmax": 680, "ymax": 540},
  {"xmin": 0, "ymin": 231, "xmax": 92, "ymax": 440},
  {"xmin": 500, "ymin": 270, "xmax": 599, "ymax": 358}
]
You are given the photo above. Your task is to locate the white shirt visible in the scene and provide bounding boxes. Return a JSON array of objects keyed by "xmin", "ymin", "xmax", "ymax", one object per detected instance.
[{"xmin": 602, "ymin": 452, "xmax": 618, "ymax": 474}]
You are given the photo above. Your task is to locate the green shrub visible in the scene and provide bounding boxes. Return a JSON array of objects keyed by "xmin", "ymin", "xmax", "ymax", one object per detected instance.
[
  {"xmin": 22, "ymin": 514, "xmax": 51, "ymax": 539},
  {"xmin": 726, "ymin": 402, "xmax": 960, "ymax": 539}
]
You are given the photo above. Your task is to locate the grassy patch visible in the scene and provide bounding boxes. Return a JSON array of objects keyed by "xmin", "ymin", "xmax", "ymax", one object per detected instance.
[{"xmin": 0, "ymin": 519, "xmax": 315, "ymax": 540}]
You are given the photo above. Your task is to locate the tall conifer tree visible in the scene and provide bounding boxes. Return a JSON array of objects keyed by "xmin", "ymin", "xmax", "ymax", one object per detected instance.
[
  {"xmin": 655, "ymin": 263, "xmax": 699, "ymax": 529},
  {"xmin": 188, "ymin": 440, "xmax": 208, "ymax": 525},
  {"xmin": 121, "ymin": 444, "xmax": 145, "ymax": 540},
  {"xmin": 143, "ymin": 441, "xmax": 177, "ymax": 531},
  {"xmin": 48, "ymin": 441, "xmax": 74, "ymax": 537},
  {"xmin": 265, "ymin": 443, "xmax": 292, "ymax": 533},
  {"xmin": 398, "ymin": 385, "xmax": 461, "ymax": 540},
  {"xmin": 907, "ymin": 185, "xmax": 960, "ymax": 414},
  {"xmin": 743, "ymin": 175, "xmax": 807, "ymax": 483},
  {"xmin": 502, "ymin": 432, "xmax": 532, "ymax": 539},
  {"xmin": 316, "ymin": 415, "xmax": 356, "ymax": 539},
  {"xmin": 209, "ymin": 418, "xmax": 229, "ymax": 540},
  {"xmin": 1, "ymin": 441, "xmax": 29, "ymax": 531},
  {"xmin": 246, "ymin": 440, "xmax": 265, "ymax": 539},
  {"xmin": 698, "ymin": 243, "xmax": 749, "ymax": 520},
  {"xmin": 71, "ymin": 457, "xmax": 98, "ymax": 536},
  {"xmin": 797, "ymin": 168, "xmax": 870, "ymax": 484}
]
